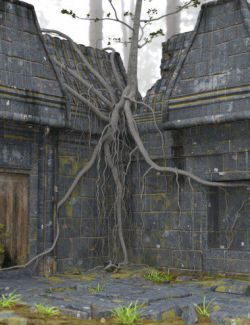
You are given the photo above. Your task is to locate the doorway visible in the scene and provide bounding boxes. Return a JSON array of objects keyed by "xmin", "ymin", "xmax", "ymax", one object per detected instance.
[{"xmin": 0, "ymin": 173, "xmax": 28, "ymax": 266}]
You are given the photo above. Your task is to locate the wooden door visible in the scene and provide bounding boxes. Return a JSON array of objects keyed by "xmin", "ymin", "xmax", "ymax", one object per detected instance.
[{"xmin": 0, "ymin": 173, "xmax": 28, "ymax": 266}]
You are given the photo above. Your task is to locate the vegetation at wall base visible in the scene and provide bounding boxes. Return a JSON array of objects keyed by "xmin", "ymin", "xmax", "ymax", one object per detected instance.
[
  {"xmin": 34, "ymin": 304, "xmax": 60, "ymax": 317},
  {"xmin": 143, "ymin": 270, "xmax": 174, "ymax": 283},
  {"xmin": 112, "ymin": 301, "xmax": 143, "ymax": 325},
  {"xmin": 0, "ymin": 292, "xmax": 22, "ymax": 309},
  {"xmin": 87, "ymin": 282, "xmax": 104, "ymax": 295},
  {"xmin": 194, "ymin": 296, "xmax": 216, "ymax": 317}
]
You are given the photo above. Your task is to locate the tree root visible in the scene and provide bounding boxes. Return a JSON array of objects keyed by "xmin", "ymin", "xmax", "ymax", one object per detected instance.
[
  {"xmin": 124, "ymin": 98, "xmax": 249, "ymax": 189},
  {"xmin": 6, "ymin": 8, "xmax": 249, "ymax": 274}
]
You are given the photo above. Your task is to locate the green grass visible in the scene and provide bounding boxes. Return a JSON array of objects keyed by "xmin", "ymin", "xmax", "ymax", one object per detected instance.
[
  {"xmin": 0, "ymin": 292, "xmax": 21, "ymax": 308},
  {"xmin": 143, "ymin": 270, "xmax": 174, "ymax": 283},
  {"xmin": 87, "ymin": 282, "xmax": 104, "ymax": 295},
  {"xmin": 34, "ymin": 304, "xmax": 60, "ymax": 317},
  {"xmin": 112, "ymin": 301, "xmax": 143, "ymax": 325},
  {"xmin": 194, "ymin": 296, "xmax": 215, "ymax": 317}
]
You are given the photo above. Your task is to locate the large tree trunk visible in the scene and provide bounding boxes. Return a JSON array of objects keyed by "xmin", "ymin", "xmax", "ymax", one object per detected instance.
[
  {"xmin": 89, "ymin": 0, "xmax": 103, "ymax": 49},
  {"xmin": 166, "ymin": 0, "xmax": 181, "ymax": 40}
]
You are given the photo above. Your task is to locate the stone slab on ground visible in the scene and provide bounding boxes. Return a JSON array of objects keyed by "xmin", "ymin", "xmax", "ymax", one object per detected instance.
[
  {"xmin": 181, "ymin": 305, "xmax": 198, "ymax": 325},
  {"xmin": 0, "ymin": 311, "xmax": 27, "ymax": 324},
  {"xmin": 214, "ymin": 283, "xmax": 250, "ymax": 296},
  {"xmin": 0, "ymin": 270, "xmax": 250, "ymax": 324}
]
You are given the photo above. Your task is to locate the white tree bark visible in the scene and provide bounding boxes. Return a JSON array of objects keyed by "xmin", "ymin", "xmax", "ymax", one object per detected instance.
[{"xmin": 89, "ymin": 0, "xmax": 103, "ymax": 49}]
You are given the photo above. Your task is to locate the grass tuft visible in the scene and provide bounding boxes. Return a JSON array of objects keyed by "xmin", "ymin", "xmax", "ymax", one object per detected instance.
[
  {"xmin": 34, "ymin": 304, "xmax": 60, "ymax": 317},
  {"xmin": 143, "ymin": 270, "xmax": 174, "ymax": 283},
  {"xmin": 112, "ymin": 301, "xmax": 143, "ymax": 325},
  {"xmin": 194, "ymin": 296, "xmax": 215, "ymax": 317},
  {"xmin": 87, "ymin": 282, "xmax": 104, "ymax": 295},
  {"xmin": 0, "ymin": 292, "xmax": 21, "ymax": 308}
]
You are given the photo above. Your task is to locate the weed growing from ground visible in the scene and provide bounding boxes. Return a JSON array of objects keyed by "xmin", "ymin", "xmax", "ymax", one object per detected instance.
[
  {"xmin": 0, "ymin": 292, "xmax": 21, "ymax": 308},
  {"xmin": 112, "ymin": 301, "xmax": 143, "ymax": 325},
  {"xmin": 143, "ymin": 270, "xmax": 174, "ymax": 283},
  {"xmin": 194, "ymin": 296, "xmax": 215, "ymax": 317},
  {"xmin": 34, "ymin": 304, "xmax": 60, "ymax": 317},
  {"xmin": 87, "ymin": 282, "xmax": 104, "ymax": 295}
]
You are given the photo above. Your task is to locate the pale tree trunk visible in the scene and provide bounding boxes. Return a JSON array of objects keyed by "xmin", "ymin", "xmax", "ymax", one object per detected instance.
[
  {"xmin": 166, "ymin": 0, "xmax": 181, "ymax": 40},
  {"xmin": 127, "ymin": 0, "xmax": 142, "ymax": 91},
  {"xmin": 121, "ymin": 0, "xmax": 135, "ymax": 69},
  {"xmin": 121, "ymin": 0, "xmax": 128, "ymax": 68},
  {"xmin": 89, "ymin": 0, "xmax": 103, "ymax": 49}
]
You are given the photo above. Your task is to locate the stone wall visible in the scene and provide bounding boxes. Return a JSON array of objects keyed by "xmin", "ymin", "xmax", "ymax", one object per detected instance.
[
  {"xmin": 127, "ymin": 0, "xmax": 250, "ymax": 275},
  {"xmin": 164, "ymin": 0, "xmax": 250, "ymax": 128},
  {"xmin": 127, "ymin": 120, "xmax": 250, "ymax": 274},
  {"xmin": 0, "ymin": 0, "xmax": 250, "ymax": 276},
  {"xmin": 4, "ymin": 117, "xmax": 247, "ymax": 274},
  {"xmin": 0, "ymin": 120, "xmax": 112, "ymax": 273},
  {"xmin": 0, "ymin": 0, "xmax": 118, "ymax": 274},
  {"xmin": 56, "ymin": 132, "xmax": 110, "ymax": 272}
]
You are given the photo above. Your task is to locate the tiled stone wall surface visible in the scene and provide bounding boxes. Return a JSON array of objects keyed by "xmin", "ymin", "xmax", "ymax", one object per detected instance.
[
  {"xmin": 0, "ymin": 0, "xmax": 250, "ymax": 276},
  {"xmin": 0, "ymin": 0, "xmax": 124, "ymax": 273},
  {"xmin": 172, "ymin": 1, "xmax": 249, "ymax": 96},
  {"xmin": 0, "ymin": 1, "xmax": 62, "ymax": 95},
  {"xmin": 132, "ymin": 0, "xmax": 250, "ymax": 275},
  {"xmin": 56, "ymin": 132, "xmax": 110, "ymax": 272},
  {"xmin": 0, "ymin": 122, "xmax": 111, "ymax": 273},
  {"xmin": 168, "ymin": 0, "xmax": 250, "ymax": 123},
  {"xmin": 0, "ymin": 0, "xmax": 66, "ymax": 128},
  {"xmin": 128, "ymin": 120, "xmax": 250, "ymax": 274}
]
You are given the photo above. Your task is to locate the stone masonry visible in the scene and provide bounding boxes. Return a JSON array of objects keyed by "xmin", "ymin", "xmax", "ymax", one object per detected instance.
[
  {"xmin": 129, "ymin": 0, "xmax": 250, "ymax": 275},
  {"xmin": 0, "ymin": 0, "xmax": 249, "ymax": 275}
]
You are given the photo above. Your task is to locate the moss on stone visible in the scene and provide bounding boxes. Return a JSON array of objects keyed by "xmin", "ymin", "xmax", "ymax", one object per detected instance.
[
  {"xmin": 45, "ymin": 276, "xmax": 64, "ymax": 284},
  {"xmin": 197, "ymin": 279, "xmax": 226, "ymax": 288},
  {"xmin": 161, "ymin": 309, "xmax": 176, "ymax": 320}
]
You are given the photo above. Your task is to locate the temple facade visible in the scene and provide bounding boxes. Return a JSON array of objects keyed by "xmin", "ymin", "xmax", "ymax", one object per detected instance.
[
  {"xmin": 132, "ymin": 0, "xmax": 250, "ymax": 274},
  {"xmin": 0, "ymin": 0, "xmax": 249, "ymax": 275}
]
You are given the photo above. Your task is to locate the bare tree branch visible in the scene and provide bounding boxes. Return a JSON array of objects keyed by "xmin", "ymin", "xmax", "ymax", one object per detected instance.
[
  {"xmin": 140, "ymin": 0, "xmax": 194, "ymax": 23},
  {"xmin": 72, "ymin": 13, "xmax": 134, "ymax": 31},
  {"xmin": 108, "ymin": 0, "xmax": 119, "ymax": 21}
]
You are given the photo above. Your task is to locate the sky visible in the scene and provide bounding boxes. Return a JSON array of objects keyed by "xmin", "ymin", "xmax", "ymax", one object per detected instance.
[{"xmin": 24, "ymin": 0, "xmax": 203, "ymax": 94}]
